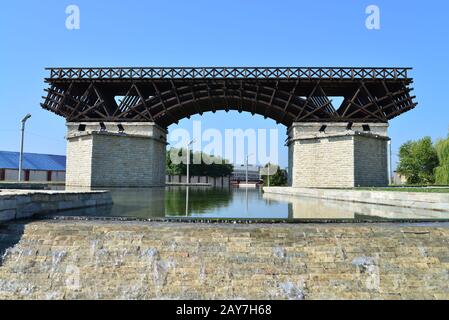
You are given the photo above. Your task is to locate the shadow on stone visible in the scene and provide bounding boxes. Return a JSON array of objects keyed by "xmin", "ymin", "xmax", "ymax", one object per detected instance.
[{"xmin": 0, "ymin": 222, "xmax": 25, "ymax": 267}]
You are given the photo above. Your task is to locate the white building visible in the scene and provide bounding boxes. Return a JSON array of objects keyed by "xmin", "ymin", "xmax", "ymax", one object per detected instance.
[{"xmin": 231, "ymin": 164, "xmax": 261, "ymax": 182}]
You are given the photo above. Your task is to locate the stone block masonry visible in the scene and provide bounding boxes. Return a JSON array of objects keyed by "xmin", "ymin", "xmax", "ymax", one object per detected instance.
[
  {"xmin": 1, "ymin": 220, "xmax": 449, "ymax": 299},
  {"xmin": 66, "ymin": 122, "xmax": 167, "ymax": 188},
  {"xmin": 0, "ymin": 190, "xmax": 112, "ymax": 223},
  {"xmin": 264, "ymin": 187, "xmax": 449, "ymax": 212},
  {"xmin": 288, "ymin": 123, "xmax": 389, "ymax": 188}
]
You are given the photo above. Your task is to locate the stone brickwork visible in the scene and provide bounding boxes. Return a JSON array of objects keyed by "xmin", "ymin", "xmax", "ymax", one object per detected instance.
[
  {"xmin": 0, "ymin": 190, "xmax": 112, "ymax": 222},
  {"xmin": 1, "ymin": 220, "xmax": 449, "ymax": 300},
  {"xmin": 66, "ymin": 135, "xmax": 92, "ymax": 187},
  {"xmin": 264, "ymin": 187, "xmax": 449, "ymax": 212},
  {"xmin": 288, "ymin": 123, "xmax": 389, "ymax": 188},
  {"xmin": 66, "ymin": 122, "xmax": 166, "ymax": 188},
  {"xmin": 354, "ymin": 135, "xmax": 388, "ymax": 187}
]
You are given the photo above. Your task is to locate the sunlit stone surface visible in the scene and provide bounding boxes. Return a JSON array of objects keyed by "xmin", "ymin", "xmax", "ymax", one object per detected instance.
[
  {"xmin": 263, "ymin": 193, "xmax": 449, "ymax": 220},
  {"xmin": 287, "ymin": 123, "xmax": 389, "ymax": 188},
  {"xmin": 65, "ymin": 122, "xmax": 167, "ymax": 188},
  {"xmin": 1, "ymin": 220, "xmax": 449, "ymax": 300}
]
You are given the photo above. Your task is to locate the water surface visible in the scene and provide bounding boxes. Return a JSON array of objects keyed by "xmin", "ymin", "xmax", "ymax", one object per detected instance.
[{"xmin": 47, "ymin": 186, "xmax": 449, "ymax": 222}]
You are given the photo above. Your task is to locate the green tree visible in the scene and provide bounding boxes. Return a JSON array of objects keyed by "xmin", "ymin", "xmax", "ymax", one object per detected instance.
[
  {"xmin": 396, "ymin": 137, "xmax": 439, "ymax": 184},
  {"xmin": 166, "ymin": 148, "xmax": 233, "ymax": 177},
  {"xmin": 166, "ymin": 149, "xmax": 184, "ymax": 175},
  {"xmin": 261, "ymin": 163, "xmax": 287, "ymax": 186},
  {"xmin": 435, "ymin": 136, "xmax": 449, "ymax": 185}
]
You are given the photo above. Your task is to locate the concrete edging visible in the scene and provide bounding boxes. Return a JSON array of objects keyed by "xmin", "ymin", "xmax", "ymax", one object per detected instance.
[
  {"xmin": 0, "ymin": 189, "xmax": 112, "ymax": 223},
  {"xmin": 263, "ymin": 187, "xmax": 449, "ymax": 212}
]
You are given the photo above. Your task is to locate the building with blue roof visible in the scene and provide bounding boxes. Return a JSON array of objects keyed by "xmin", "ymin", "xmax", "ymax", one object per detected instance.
[{"xmin": 0, "ymin": 151, "xmax": 66, "ymax": 182}]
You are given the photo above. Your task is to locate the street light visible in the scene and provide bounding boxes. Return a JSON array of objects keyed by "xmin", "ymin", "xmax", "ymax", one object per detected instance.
[
  {"xmin": 245, "ymin": 153, "xmax": 253, "ymax": 187},
  {"xmin": 267, "ymin": 162, "xmax": 271, "ymax": 187},
  {"xmin": 261, "ymin": 162, "xmax": 276, "ymax": 187},
  {"xmin": 18, "ymin": 113, "xmax": 31, "ymax": 182},
  {"xmin": 186, "ymin": 139, "xmax": 196, "ymax": 185}
]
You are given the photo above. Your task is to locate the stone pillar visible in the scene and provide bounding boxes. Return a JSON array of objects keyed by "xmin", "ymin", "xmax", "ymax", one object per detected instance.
[
  {"xmin": 287, "ymin": 122, "xmax": 389, "ymax": 188},
  {"xmin": 66, "ymin": 122, "xmax": 167, "ymax": 188}
]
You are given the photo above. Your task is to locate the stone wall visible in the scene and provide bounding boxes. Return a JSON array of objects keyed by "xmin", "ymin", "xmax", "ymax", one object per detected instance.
[
  {"xmin": 66, "ymin": 122, "xmax": 166, "ymax": 188},
  {"xmin": 1, "ymin": 220, "xmax": 449, "ymax": 299},
  {"xmin": 354, "ymin": 135, "xmax": 388, "ymax": 187},
  {"xmin": 263, "ymin": 191, "xmax": 449, "ymax": 220},
  {"xmin": 66, "ymin": 135, "xmax": 93, "ymax": 187},
  {"xmin": 263, "ymin": 187, "xmax": 449, "ymax": 212},
  {"xmin": 0, "ymin": 190, "xmax": 112, "ymax": 222},
  {"xmin": 287, "ymin": 139, "xmax": 293, "ymax": 186},
  {"xmin": 0, "ymin": 182, "xmax": 64, "ymax": 190},
  {"xmin": 288, "ymin": 123, "xmax": 389, "ymax": 188},
  {"xmin": 290, "ymin": 135, "xmax": 355, "ymax": 188}
]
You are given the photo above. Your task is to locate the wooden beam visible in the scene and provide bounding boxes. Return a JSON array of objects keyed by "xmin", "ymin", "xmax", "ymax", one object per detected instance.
[
  {"xmin": 68, "ymin": 82, "xmax": 94, "ymax": 119},
  {"xmin": 296, "ymin": 100, "xmax": 333, "ymax": 121},
  {"xmin": 295, "ymin": 81, "xmax": 320, "ymax": 121},
  {"xmin": 152, "ymin": 81, "xmax": 178, "ymax": 124},
  {"xmin": 266, "ymin": 80, "xmax": 279, "ymax": 119}
]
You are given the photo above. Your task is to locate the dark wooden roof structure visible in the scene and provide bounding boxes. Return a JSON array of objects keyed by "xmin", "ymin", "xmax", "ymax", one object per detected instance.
[{"xmin": 41, "ymin": 67, "xmax": 417, "ymax": 127}]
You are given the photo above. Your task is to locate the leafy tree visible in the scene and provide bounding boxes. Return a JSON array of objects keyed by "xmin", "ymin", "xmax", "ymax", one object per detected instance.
[
  {"xmin": 435, "ymin": 136, "xmax": 449, "ymax": 185},
  {"xmin": 166, "ymin": 149, "xmax": 184, "ymax": 175},
  {"xmin": 396, "ymin": 137, "xmax": 439, "ymax": 184},
  {"xmin": 261, "ymin": 163, "xmax": 287, "ymax": 186},
  {"xmin": 166, "ymin": 148, "xmax": 233, "ymax": 177}
]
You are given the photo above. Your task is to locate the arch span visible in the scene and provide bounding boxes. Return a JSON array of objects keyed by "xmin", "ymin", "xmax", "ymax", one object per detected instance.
[
  {"xmin": 42, "ymin": 67, "xmax": 417, "ymax": 189},
  {"xmin": 41, "ymin": 67, "xmax": 417, "ymax": 128}
]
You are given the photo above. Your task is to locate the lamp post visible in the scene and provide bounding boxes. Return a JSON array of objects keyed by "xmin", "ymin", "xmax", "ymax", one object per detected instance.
[
  {"xmin": 245, "ymin": 153, "xmax": 253, "ymax": 187},
  {"xmin": 186, "ymin": 139, "xmax": 196, "ymax": 185},
  {"xmin": 267, "ymin": 162, "xmax": 270, "ymax": 187},
  {"xmin": 18, "ymin": 114, "xmax": 31, "ymax": 182},
  {"xmin": 185, "ymin": 139, "xmax": 195, "ymax": 216}
]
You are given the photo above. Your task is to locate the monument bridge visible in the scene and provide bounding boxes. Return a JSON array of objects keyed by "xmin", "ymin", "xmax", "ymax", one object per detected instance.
[{"xmin": 41, "ymin": 67, "xmax": 417, "ymax": 188}]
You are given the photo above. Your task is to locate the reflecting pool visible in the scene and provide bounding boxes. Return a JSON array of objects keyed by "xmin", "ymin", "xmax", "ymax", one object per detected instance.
[{"xmin": 44, "ymin": 186, "xmax": 449, "ymax": 222}]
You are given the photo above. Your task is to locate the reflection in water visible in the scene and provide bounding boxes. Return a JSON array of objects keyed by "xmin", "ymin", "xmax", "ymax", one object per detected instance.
[
  {"xmin": 263, "ymin": 193, "xmax": 449, "ymax": 221},
  {"xmin": 165, "ymin": 186, "xmax": 233, "ymax": 216},
  {"xmin": 48, "ymin": 186, "xmax": 449, "ymax": 222},
  {"xmin": 185, "ymin": 186, "xmax": 188, "ymax": 216}
]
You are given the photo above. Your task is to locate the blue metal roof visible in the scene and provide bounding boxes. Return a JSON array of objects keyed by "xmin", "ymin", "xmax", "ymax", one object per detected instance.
[{"xmin": 0, "ymin": 151, "xmax": 66, "ymax": 171}]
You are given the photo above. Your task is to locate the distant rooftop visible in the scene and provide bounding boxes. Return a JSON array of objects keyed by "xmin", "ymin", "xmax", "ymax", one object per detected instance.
[{"xmin": 0, "ymin": 151, "xmax": 66, "ymax": 171}]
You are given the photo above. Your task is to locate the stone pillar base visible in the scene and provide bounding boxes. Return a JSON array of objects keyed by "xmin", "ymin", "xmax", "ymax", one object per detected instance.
[
  {"xmin": 66, "ymin": 122, "xmax": 167, "ymax": 188},
  {"xmin": 288, "ymin": 123, "xmax": 389, "ymax": 188}
]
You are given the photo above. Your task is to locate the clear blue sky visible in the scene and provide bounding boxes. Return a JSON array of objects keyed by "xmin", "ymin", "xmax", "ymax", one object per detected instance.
[{"xmin": 1, "ymin": 0, "xmax": 448, "ymax": 168}]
